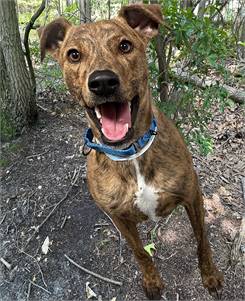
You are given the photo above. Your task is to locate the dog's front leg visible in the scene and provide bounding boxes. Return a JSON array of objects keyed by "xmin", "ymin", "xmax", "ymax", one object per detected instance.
[
  {"xmin": 184, "ymin": 188, "xmax": 224, "ymax": 297},
  {"xmin": 111, "ymin": 216, "xmax": 163, "ymax": 300}
]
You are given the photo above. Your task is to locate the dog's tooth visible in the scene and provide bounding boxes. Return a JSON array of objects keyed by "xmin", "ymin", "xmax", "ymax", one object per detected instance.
[
  {"xmin": 95, "ymin": 107, "xmax": 101, "ymax": 119},
  {"xmin": 128, "ymin": 102, "xmax": 131, "ymax": 112},
  {"xmin": 125, "ymin": 123, "xmax": 129, "ymax": 131}
]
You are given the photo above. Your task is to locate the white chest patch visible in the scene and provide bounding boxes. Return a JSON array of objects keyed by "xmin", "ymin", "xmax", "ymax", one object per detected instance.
[{"xmin": 133, "ymin": 159, "xmax": 160, "ymax": 222}]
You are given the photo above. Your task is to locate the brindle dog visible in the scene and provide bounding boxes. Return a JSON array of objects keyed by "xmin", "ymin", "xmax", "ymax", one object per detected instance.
[{"xmin": 39, "ymin": 4, "xmax": 223, "ymax": 300}]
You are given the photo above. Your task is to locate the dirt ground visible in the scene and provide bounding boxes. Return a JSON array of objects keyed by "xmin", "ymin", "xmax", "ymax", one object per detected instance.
[{"xmin": 0, "ymin": 92, "xmax": 244, "ymax": 301}]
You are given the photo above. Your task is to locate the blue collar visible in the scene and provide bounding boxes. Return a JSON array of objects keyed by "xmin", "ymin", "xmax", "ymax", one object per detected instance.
[{"xmin": 83, "ymin": 117, "xmax": 157, "ymax": 161}]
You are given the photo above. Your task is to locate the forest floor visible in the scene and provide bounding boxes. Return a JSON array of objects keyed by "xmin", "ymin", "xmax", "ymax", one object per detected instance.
[{"xmin": 0, "ymin": 91, "xmax": 244, "ymax": 301}]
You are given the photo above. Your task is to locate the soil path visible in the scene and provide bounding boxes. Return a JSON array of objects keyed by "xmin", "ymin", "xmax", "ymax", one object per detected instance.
[{"xmin": 1, "ymin": 95, "xmax": 244, "ymax": 301}]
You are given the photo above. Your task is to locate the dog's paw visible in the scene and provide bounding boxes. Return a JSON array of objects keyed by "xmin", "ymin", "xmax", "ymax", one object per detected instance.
[
  {"xmin": 202, "ymin": 269, "xmax": 224, "ymax": 299},
  {"xmin": 142, "ymin": 275, "xmax": 164, "ymax": 300}
]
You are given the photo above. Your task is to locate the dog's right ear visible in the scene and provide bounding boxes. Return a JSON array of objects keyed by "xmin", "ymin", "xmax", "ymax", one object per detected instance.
[
  {"xmin": 118, "ymin": 4, "xmax": 163, "ymax": 40},
  {"xmin": 38, "ymin": 17, "xmax": 71, "ymax": 62}
]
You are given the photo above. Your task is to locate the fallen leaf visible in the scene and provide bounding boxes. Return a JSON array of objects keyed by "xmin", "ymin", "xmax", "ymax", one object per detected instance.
[
  {"xmin": 205, "ymin": 194, "xmax": 224, "ymax": 215},
  {"xmin": 218, "ymin": 186, "xmax": 230, "ymax": 196},
  {"xmin": 144, "ymin": 243, "xmax": 156, "ymax": 257},
  {"xmin": 85, "ymin": 282, "xmax": 97, "ymax": 299},
  {"xmin": 41, "ymin": 236, "xmax": 50, "ymax": 255}
]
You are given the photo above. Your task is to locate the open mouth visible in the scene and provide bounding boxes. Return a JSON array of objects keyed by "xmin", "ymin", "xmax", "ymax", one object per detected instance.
[{"xmin": 86, "ymin": 95, "xmax": 139, "ymax": 145}]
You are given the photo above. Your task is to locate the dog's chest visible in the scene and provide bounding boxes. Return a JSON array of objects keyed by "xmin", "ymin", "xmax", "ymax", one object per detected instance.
[{"xmin": 133, "ymin": 160, "xmax": 160, "ymax": 222}]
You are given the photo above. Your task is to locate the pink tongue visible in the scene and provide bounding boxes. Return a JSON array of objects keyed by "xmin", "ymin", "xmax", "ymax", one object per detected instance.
[{"xmin": 100, "ymin": 102, "xmax": 131, "ymax": 141}]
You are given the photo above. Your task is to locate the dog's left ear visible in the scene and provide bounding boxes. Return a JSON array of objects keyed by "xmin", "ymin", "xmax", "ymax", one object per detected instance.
[{"xmin": 118, "ymin": 4, "xmax": 163, "ymax": 39}]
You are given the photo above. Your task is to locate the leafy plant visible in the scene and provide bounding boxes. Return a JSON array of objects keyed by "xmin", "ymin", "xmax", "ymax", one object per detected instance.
[{"xmin": 147, "ymin": 0, "xmax": 235, "ymax": 155}]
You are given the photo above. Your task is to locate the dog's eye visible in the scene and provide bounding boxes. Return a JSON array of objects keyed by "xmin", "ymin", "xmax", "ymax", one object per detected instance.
[
  {"xmin": 67, "ymin": 49, "xmax": 81, "ymax": 63},
  {"xmin": 119, "ymin": 40, "xmax": 133, "ymax": 54}
]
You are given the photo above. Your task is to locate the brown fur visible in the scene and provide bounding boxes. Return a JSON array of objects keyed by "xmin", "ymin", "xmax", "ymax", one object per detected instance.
[{"xmin": 39, "ymin": 4, "xmax": 223, "ymax": 300}]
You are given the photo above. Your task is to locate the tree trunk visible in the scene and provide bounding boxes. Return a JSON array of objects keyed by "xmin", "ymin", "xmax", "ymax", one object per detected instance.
[
  {"xmin": 238, "ymin": 17, "xmax": 245, "ymax": 59},
  {"xmin": 78, "ymin": 0, "xmax": 91, "ymax": 23},
  {"xmin": 181, "ymin": 0, "xmax": 193, "ymax": 9},
  {"xmin": 239, "ymin": 17, "xmax": 245, "ymax": 59},
  {"xmin": 0, "ymin": 0, "xmax": 37, "ymax": 141},
  {"xmin": 150, "ymin": 0, "xmax": 169, "ymax": 102},
  {"xmin": 172, "ymin": 69, "xmax": 245, "ymax": 104},
  {"xmin": 57, "ymin": 0, "xmax": 61, "ymax": 15},
  {"xmin": 108, "ymin": 0, "xmax": 111, "ymax": 20},
  {"xmin": 66, "ymin": 0, "xmax": 73, "ymax": 6},
  {"xmin": 233, "ymin": 3, "xmax": 245, "ymax": 60},
  {"xmin": 198, "ymin": 0, "xmax": 207, "ymax": 17},
  {"xmin": 155, "ymin": 34, "xmax": 169, "ymax": 102}
]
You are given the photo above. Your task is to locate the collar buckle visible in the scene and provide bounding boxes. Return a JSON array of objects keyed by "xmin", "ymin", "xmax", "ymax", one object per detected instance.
[{"xmin": 150, "ymin": 129, "xmax": 157, "ymax": 135}]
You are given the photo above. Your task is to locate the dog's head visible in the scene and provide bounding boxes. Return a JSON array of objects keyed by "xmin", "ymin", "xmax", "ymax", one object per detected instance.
[{"xmin": 38, "ymin": 4, "xmax": 163, "ymax": 148}]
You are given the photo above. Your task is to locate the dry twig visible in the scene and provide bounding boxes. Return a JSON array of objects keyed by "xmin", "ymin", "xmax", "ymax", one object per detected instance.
[
  {"xmin": 64, "ymin": 254, "xmax": 122, "ymax": 286},
  {"xmin": 21, "ymin": 250, "xmax": 47, "ymax": 287},
  {"xmin": 0, "ymin": 257, "xmax": 12, "ymax": 269},
  {"xmin": 24, "ymin": 168, "xmax": 80, "ymax": 250},
  {"xmin": 157, "ymin": 251, "xmax": 177, "ymax": 261},
  {"xmin": 36, "ymin": 103, "xmax": 53, "ymax": 114},
  {"xmin": 26, "ymin": 150, "xmax": 49, "ymax": 160},
  {"xmin": 0, "ymin": 213, "xmax": 6, "ymax": 225},
  {"xmin": 29, "ymin": 280, "xmax": 51, "ymax": 295},
  {"xmin": 60, "ymin": 215, "xmax": 68, "ymax": 229},
  {"xmin": 241, "ymin": 177, "xmax": 245, "ymax": 202},
  {"xmin": 26, "ymin": 281, "xmax": 32, "ymax": 301},
  {"xmin": 23, "ymin": 187, "xmax": 72, "ymax": 249},
  {"xmin": 101, "ymin": 210, "xmax": 123, "ymax": 262}
]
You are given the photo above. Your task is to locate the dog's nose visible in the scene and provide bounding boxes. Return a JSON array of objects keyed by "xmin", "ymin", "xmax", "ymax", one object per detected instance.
[{"xmin": 88, "ymin": 70, "xmax": 120, "ymax": 96}]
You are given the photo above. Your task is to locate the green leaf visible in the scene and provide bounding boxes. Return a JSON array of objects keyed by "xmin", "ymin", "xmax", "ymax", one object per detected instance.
[
  {"xmin": 144, "ymin": 243, "xmax": 156, "ymax": 257},
  {"xmin": 207, "ymin": 54, "xmax": 217, "ymax": 67},
  {"xmin": 238, "ymin": 41, "xmax": 245, "ymax": 47}
]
